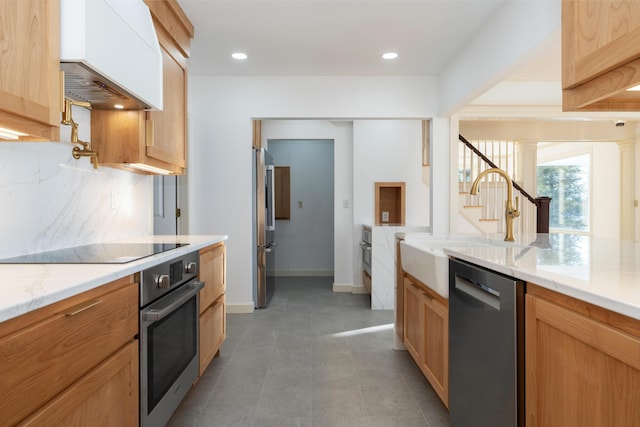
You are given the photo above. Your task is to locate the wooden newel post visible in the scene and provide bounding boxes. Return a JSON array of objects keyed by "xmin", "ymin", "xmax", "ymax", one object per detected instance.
[{"xmin": 535, "ymin": 197, "xmax": 551, "ymax": 233}]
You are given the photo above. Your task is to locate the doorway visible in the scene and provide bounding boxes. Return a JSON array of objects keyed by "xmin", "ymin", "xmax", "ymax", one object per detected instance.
[
  {"xmin": 153, "ymin": 175, "xmax": 179, "ymax": 235},
  {"xmin": 267, "ymin": 139, "xmax": 335, "ymax": 277}
]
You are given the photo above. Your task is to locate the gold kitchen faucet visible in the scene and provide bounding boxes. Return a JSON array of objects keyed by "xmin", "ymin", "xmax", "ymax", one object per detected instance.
[{"xmin": 470, "ymin": 168, "xmax": 520, "ymax": 242}]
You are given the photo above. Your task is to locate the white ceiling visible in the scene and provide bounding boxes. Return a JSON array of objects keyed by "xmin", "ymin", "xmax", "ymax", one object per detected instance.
[
  {"xmin": 178, "ymin": 0, "xmax": 635, "ymax": 121},
  {"xmin": 178, "ymin": 0, "xmax": 508, "ymax": 77}
]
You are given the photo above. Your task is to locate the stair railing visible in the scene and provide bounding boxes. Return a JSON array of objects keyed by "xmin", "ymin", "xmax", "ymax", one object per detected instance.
[{"xmin": 459, "ymin": 134, "xmax": 550, "ymax": 234}]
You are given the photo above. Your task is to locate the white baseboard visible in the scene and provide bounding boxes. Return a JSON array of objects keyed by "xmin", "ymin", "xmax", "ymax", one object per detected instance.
[
  {"xmin": 226, "ymin": 303, "xmax": 255, "ymax": 314},
  {"xmin": 332, "ymin": 283, "xmax": 369, "ymax": 295},
  {"xmin": 332, "ymin": 283, "xmax": 353, "ymax": 293},
  {"xmin": 393, "ymin": 332, "xmax": 407, "ymax": 351},
  {"xmin": 273, "ymin": 270, "xmax": 334, "ymax": 277},
  {"xmin": 351, "ymin": 284, "xmax": 368, "ymax": 294}
]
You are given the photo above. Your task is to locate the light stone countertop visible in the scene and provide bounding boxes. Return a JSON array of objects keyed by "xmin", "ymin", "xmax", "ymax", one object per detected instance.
[
  {"xmin": 0, "ymin": 235, "xmax": 227, "ymax": 323},
  {"xmin": 439, "ymin": 233, "xmax": 640, "ymax": 321}
]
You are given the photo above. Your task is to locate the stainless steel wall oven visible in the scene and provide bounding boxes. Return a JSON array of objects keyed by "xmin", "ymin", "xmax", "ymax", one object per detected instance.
[
  {"xmin": 361, "ymin": 226, "xmax": 372, "ymax": 276},
  {"xmin": 139, "ymin": 250, "xmax": 203, "ymax": 427}
]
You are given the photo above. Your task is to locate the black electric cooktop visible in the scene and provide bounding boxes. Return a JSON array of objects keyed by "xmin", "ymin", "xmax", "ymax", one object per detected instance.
[{"xmin": 0, "ymin": 242, "xmax": 189, "ymax": 264}]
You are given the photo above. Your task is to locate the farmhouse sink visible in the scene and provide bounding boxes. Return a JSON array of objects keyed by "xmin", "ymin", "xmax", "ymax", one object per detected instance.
[
  {"xmin": 400, "ymin": 238, "xmax": 478, "ymax": 298},
  {"xmin": 400, "ymin": 235, "xmax": 530, "ymax": 298}
]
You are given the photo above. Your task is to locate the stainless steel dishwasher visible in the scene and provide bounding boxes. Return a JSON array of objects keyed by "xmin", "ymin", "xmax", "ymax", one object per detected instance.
[{"xmin": 448, "ymin": 258, "xmax": 525, "ymax": 427}]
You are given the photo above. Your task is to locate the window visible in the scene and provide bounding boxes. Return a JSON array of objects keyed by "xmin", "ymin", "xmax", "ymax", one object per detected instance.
[{"xmin": 536, "ymin": 154, "xmax": 590, "ymax": 232}]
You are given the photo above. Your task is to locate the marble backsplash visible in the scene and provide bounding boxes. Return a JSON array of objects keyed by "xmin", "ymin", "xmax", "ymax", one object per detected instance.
[{"xmin": 0, "ymin": 141, "xmax": 153, "ymax": 258}]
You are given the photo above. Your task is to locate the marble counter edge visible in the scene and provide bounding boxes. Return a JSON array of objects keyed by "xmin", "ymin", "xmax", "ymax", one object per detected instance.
[
  {"xmin": 0, "ymin": 235, "xmax": 227, "ymax": 323},
  {"xmin": 444, "ymin": 249, "xmax": 640, "ymax": 321}
]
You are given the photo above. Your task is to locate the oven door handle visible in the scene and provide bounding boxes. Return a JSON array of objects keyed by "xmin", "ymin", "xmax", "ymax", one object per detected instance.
[
  {"xmin": 360, "ymin": 242, "xmax": 371, "ymax": 251},
  {"xmin": 143, "ymin": 280, "xmax": 205, "ymax": 322}
]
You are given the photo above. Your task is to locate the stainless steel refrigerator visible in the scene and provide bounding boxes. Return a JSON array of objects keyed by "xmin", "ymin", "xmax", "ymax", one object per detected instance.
[{"xmin": 253, "ymin": 147, "xmax": 276, "ymax": 308}]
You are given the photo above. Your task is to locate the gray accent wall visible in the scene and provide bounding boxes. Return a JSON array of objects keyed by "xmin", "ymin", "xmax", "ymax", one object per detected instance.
[{"xmin": 268, "ymin": 139, "xmax": 334, "ymax": 276}]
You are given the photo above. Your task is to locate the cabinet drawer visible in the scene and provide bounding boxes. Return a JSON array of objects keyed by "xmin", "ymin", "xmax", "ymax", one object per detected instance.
[
  {"xmin": 19, "ymin": 340, "xmax": 139, "ymax": 427},
  {"xmin": 199, "ymin": 243, "xmax": 226, "ymax": 312},
  {"xmin": 0, "ymin": 277, "xmax": 138, "ymax": 426},
  {"xmin": 199, "ymin": 295, "xmax": 226, "ymax": 376}
]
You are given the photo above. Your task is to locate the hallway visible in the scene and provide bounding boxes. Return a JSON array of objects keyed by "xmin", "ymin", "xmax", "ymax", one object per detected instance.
[{"xmin": 168, "ymin": 277, "xmax": 451, "ymax": 426}]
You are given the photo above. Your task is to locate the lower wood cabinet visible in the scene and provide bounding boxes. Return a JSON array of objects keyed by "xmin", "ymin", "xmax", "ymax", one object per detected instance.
[
  {"xmin": 19, "ymin": 341, "xmax": 138, "ymax": 427},
  {"xmin": 403, "ymin": 277, "xmax": 422, "ymax": 360},
  {"xmin": 420, "ymin": 290, "xmax": 448, "ymax": 407},
  {"xmin": 403, "ymin": 275, "xmax": 449, "ymax": 408},
  {"xmin": 0, "ymin": 276, "xmax": 139, "ymax": 426},
  {"xmin": 199, "ymin": 295, "xmax": 226, "ymax": 375},
  {"xmin": 199, "ymin": 242, "xmax": 227, "ymax": 376},
  {"xmin": 526, "ymin": 284, "xmax": 640, "ymax": 426}
]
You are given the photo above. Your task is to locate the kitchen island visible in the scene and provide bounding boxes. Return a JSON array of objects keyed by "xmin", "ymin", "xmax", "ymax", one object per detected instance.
[
  {"xmin": 398, "ymin": 232, "xmax": 640, "ymax": 426},
  {"xmin": 442, "ymin": 233, "xmax": 640, "ymax": 321}
]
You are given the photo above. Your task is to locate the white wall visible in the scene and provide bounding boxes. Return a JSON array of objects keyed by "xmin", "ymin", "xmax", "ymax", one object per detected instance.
[
  {"xmin": 187, "ymin": 76, "xmax": 438, "ymax": 310},
  {"xmin": 268, "ymin": 139, "xmax": 334, "ymax": 275},
  {"xmin": 0, "ymin": 106, "xmax": 152, "ymax": 258},
  {"xmin": 353, "ymin": 120, "xmax": 428, "ymax": 225},
  {"xmin": 352, "ymin": 120, "xmax": 429, "ymax": 285},
  {"xmin": 437, "ymin": 0, "xmax": 560, "ymax": 115}
]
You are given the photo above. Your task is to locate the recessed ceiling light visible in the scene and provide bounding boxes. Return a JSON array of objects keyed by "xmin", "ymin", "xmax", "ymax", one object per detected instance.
[
  {"xmin": 114, "ymin": 104, "xmax": 124, "ymax": 109},
  {"xmin": 382, "ymin": 52, "xmax": 398, "ymax": 60},
  {"xmin": 232, "ymin": 52, "xmax": 248, "ymax": 60}
]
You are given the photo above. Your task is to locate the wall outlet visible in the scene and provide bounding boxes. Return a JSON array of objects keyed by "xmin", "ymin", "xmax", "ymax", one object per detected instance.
[
  {"xmin": 343, "ymin": 199, "xmax": 349, "ymax": 208},
  {"xmin": 298, "ymin": 201, "xmax": 303, "ymax": 208},
  {"xmin": 382, "ymin": 211, "xmax": 389, "ymax": 222}
]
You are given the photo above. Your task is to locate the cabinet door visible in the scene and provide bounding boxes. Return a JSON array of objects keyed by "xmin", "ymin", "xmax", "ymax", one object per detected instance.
[
  {"xmin": 146, "ymin": 40, "xmax": 187, "ymax": 168},
  {"xmin": 19, "ymin": 341, "xmax": 139, "ymax": 427},
  {"xmin": 199, "ymin": 296, "xmax": 226, "ymax": 376},
  {"xmin": 0, "ymin": 0, "xmax": 60, "ymax": 141},
  {"xmin": 563, "ymin": 0, "xmax": 640, "ymax": 88},
  {"xmin": 0, "ymin": 276, "xmax": 138, "ymax": 426},
  {"xmin": 562, "ymin": 0, "xmax": 640, "ymax": 110},
  {"xmin": 403, "ymin": 278, "xmax": 423, "ymax": 362},
  {"xmin": 421, "ymin": 294, "xmax": 449, "ymax": 408},
  {"xmin": 199, "ymin": 243, "xmax": 226, "ymax": 313},
  {"xmin": 526, "ymin": 294, "xmax": 640, "ymax": 426}
]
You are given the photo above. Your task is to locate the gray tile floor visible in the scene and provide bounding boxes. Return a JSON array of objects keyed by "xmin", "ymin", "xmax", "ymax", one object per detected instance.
[{"xmin": 167, "ymin": 276, "xmax": 451, "ymax": 427}]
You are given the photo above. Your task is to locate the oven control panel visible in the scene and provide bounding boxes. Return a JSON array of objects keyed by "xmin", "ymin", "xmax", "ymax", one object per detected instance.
[{"xmin": 140, "ymin": 250, "xmax": 199, "ymax": 307}]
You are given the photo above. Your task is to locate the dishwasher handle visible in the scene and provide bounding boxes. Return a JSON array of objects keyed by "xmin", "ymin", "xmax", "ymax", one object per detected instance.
[{"xmin": 454, "ymin": 275, "xmax": 501, "ymax": 310}]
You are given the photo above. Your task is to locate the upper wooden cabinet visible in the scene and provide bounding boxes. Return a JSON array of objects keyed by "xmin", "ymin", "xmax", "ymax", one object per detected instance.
[
  {"xmin": 91, "ymin": 0, "xmax": 193, "ymax": 174},
  {"xmin": 275, "ymin": 166, "xmax": 291, "ymax": 220},
  {"xmin": 0, "ymin": 0, "xmax": 61, "ymax": 141},
  {"xmin": 562, "ymin": 0, "xmax": 640, "ymax": 111}
]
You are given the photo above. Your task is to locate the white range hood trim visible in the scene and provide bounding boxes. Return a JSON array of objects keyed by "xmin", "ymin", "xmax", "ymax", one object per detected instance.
[{"xmin": 60, "ymin": 0, "xmax": 163, "ymax": 110}]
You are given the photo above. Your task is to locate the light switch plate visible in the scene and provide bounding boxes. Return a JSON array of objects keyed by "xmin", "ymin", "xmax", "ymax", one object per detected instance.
[{"xmin": 382, "ymin": 211, "xmax": 389, "ymax": 222}]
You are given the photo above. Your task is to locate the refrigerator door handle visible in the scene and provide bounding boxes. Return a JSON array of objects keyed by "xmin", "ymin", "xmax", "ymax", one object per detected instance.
[
  {"xmin": 265, "ymin": 242, "xmax": 278, "ymax": 253},
  {"xmin": 266, "ymin": 164, "xmax": 275, "ymax": 231}
]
